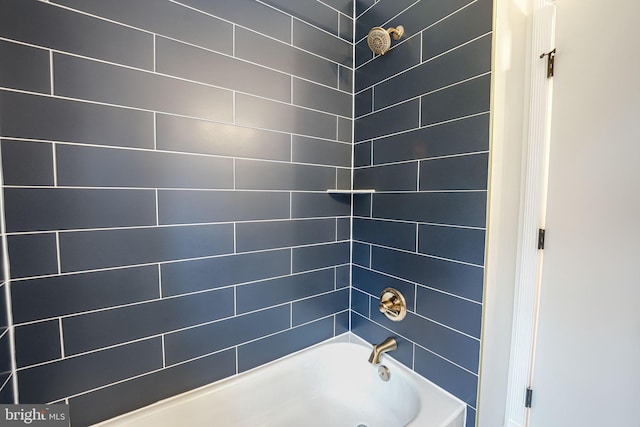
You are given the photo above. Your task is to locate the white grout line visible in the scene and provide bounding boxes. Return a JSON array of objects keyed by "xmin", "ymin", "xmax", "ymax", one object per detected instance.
[
  {"xmin": 58, "ymin": 318, "xmax": 65, "ymax": 358},
  {"xmin": 55, "ymin": 232, "xmax": 62, "ymax": 274},
  {"xmin": 161, "ymin": 335, "xmax": 166, "ymax": 368},
  {"xmin": 49, "ymin": 50, "xmax": 54, "ymax": 95},
  {"xmin": 51, "ymin": 143, "xmax": 58, "ymax": 187}
]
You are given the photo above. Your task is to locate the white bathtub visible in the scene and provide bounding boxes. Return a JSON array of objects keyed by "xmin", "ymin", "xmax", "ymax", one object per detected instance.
[{"xmin": 95, "ymin": 333, "xmax": 466, "ymax": 427}]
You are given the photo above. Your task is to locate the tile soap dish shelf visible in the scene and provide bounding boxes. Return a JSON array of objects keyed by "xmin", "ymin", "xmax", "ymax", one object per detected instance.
[{"xmin": 326, "ymin": 189, "xmax": 375, "ymax": 194}]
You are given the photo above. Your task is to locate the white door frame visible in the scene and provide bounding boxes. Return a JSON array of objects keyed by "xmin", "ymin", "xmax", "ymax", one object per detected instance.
[
  {"xmin": 478, "ymin": 0, "xmax": 555, "ymax": 426},
  {"xmin": 502, "ymin": 0, "xmax": 555, "ymax": 425}
]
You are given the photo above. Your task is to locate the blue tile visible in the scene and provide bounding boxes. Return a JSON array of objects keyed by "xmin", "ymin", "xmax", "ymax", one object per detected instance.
[
  {"xmin": 57, "ymin": 144, "xmax": 234, "ymax": 189},
  {"xmin": 353, "ymin": 193, "xmax": 372, "ymax": 217},
  {"xmin": 323, "ymin": 0, "xmax": 353, "ymax": 15},
  {"xmin": 414, "ymin": 346, "xmax": 478, "ymax": 407},
  {"xmin": 355, "ymin": 99, "xmax": 419, "ymax": 142},
  {"xmin": 292, "ymin": 19, "xmax": 351, "ymax": 65},
  {"xmin": 339, "ymin": 14, "xmax": 353, "ymax": 42},
  {"xmin": 339, "ymin": 65, "xmax": 353, "ymax": 92},
  {"xmin": 421, "ymin": 74, "xmax": 491, "ymax": 126},
  {"xmin": 54, "ymin": 54, "xmax": 233, "ymax": 122},
  {"xmin": 466, "ymin": 407, "xmax": 477, "ymax": 427},
  {"xmin": 352, "ymin": 242, "xmax": 371, "ymax": 267},
  {"xmin": 355, "ymin": 142, "xmax": 372, "ymax": 167},
  {"xmin": 350, "ymin": 313, "xmax": 413, "ymax": 368},
  {"xmin": 336, "ymin": 265, "xmax": 350, "ymax": 289},
  {"xmin": 262, "ymin": 0, "xmax": 339, "ymax": 35},
  {"xmin": 14, "ymin": 320, "xmax": 61, "ymax": 368},
  {"xmin": 355, "ymin": 88, "xmax": 373, "ymax": 118},
  {"xmin": 0, "ymin": 374, "xmax": 14, "ymax": 404},
  {"xmin": 236, "ymin": 28, "xmax": 338, "ymax": 88},
  {"xmin": 156, "ymin": 37, "xmax": 289, "ymax": 102},
  {"xmin": 354, "ymin": 162, "xmax": 418, "ymax": 191},
  {"xmin": 335, "ymin": 311, "xmax": 350, "ymax": 335},
  {"xmin": 237, "ymin": 317, "xmax": 334, "ymax": 372},
  {"xmin": 158, "ymin": 190, "xmax": 290, "ymax": 225},
  {"xmin": 370, "ymin": 308, "xmax": 480, "ymax": 373},
  {"xmin": 373, "ymin": 114, "xmax": 490, "ymax": 164},
  {"xmin": 353, "ymin": 218, "xmax": 415, "ymax": 251},
  {"xmin": 418, "ymin": 224, "xmax": 486, "ymax": 265},
  {"xmin": 0, "ymin": 331, "xmax": 12, "ymax": 374},
  {"xmin": 291, "ymin": 192, "xmax": 351, "ymax": 218},
  {"xmin": 59, "ymin": 224, "xmax": 234, "ymax": 272},
  {"xmin": 0, "ymin": 286, "xmax": 7, "ymax": 329},
  {"xmin": 236, "ymin": 219, "xmax": 336, "ymax": 252},
  {"xmin": 390, "ymin": 0, "xmax": 473, "ymax": 46},
  {"xmin": 7, "ymin": 233, "xmax": 58, "ymax": 279},
  {"xmin": 292, "ymin": 136, "xmax": 351, "ymax": 168},
  {"xmin": 292, "ymin": 242, "xmax": 350, "ymax": 273},
  {"xmin": 355, "ymin": 37, "xmax": 421, "ymax": 92},
  {"xmin": 351, "ymin": 288, "xmax": 370, "ymax": 317},
  {"xmin": 161, "ymin": 250, "xmax": 291, "ymax": 297},
  {"xmin": 351, "ymin": 266, "xmax": 416, "ymax": 311},
  {"xmin": 236, "ymin": 269, "xmax": 335, "ymax": 314},
  {"xmin": 422, "ymin": 0, "xmax": 493, "ymax": 61},
  {"xmin": 177, "ymin": 0, "xmax": 291, "ymax": 42},
  {"xmin": 355, "ymin": 0, "xmax": 416, "ymax": 41},
  {"xmin": 63, "ymin": 288, "xmax": 234, "ymax": 355},
  {"xmin": 416, "ymin": 286, "xmax": 482, "ymax": 339},
  {"xmin": 0, "ymin": 91, "xmax": 154, "ymax": 148},
  {"xmin": 355, "ymin": 38, "xmax": 373, "ymax": 68},
  {"xmin": 420, "ymin": 153, "xmax": 489, "ymax": 191},
  {"xmin": 337, "ymin": 217, "xmax": 350, "ymax": 240},
  {"xmin": 53, "ymin": 0, "xmax": 233, "ymax": 55},
  {"xmin": 371, "ymin": 246, "xmax": 484, "ymax": 302},
  {"xmin": 374, "ymin": 34, "xmax": 493, "ymax": 109},
  {"xmin": 0, "ymin": 40, "xmax": 49, "ymax": 93},
  {"xmin": 293, "ymin": 78, "xmax": 351, "ymax": 117},
  {"xmin": 11, "ymin": 266, "xmax": 160, "ymax": 323},
  {"xmin": 236, "ymin": 94, "xmax": 337, "ymax": 140},
  {"xmin": 1, "ymin": 140, "xmax": 54, "ymax": 186},
  {"xmin": 0, "ymin": 0, "xmax": 153, "ymax": 69},
  {"xmin": 292, "ymin": 289, "xmax": 349, "ymax": 326},
  {"xmin": 338, "ymin": 117, "xmax": 353, "ymax": 143},
  {"xmin": 69, "ymin": 349, "xmax": 235, "ymax": 427},
  {"xmin": 356, "ymin": 0, "xmax": 376, "ymax": 17},
  {"xmin": 156, "ymin": 114, "xmax": 290, "ymax": 162},
  {"xmin": 164, "ymin": 306, "xmax": 290, "ymax": 365},
  {"xmin": 18, "ymin": 338, "xmax": 162, "ymax": 403},
  {"xmin": 373, "ymin": 192, "xmax": 487, "ymax": 228},
  {"xmin": 5, "ymin": 188, "xmax": 156, "ymax": 232}
]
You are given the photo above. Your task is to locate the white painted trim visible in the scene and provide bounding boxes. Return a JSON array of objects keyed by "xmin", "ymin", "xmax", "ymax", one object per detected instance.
[{"xmin": 503, "ymin": 1, "xmax": 555, "ymax": 426}]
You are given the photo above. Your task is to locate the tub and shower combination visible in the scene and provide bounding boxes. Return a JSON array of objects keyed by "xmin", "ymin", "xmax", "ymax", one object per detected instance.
[{"xmin": 95, "ymin": 334, "xmax": 465, "ymax": 427}]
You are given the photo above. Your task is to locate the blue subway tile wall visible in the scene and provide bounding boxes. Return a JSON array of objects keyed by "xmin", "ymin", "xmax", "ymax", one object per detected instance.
[
  {"xmin": 0, "ymin": 1, "xmax": 352, "ymax": 425},
  {"xmin": 352, "ymin": 0, "xmax": 492, "ymax": 425}
]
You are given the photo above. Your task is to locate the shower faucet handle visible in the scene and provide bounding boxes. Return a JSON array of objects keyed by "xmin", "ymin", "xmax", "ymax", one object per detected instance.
[{"xmin": 378, "ymin": 288, "xmax": 407, "ymax": 321}]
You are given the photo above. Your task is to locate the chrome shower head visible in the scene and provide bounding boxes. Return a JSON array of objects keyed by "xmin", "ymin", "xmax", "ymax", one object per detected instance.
[{"xmin": 367, "ymin": 25, "xmax": 405, "ymax": 55}]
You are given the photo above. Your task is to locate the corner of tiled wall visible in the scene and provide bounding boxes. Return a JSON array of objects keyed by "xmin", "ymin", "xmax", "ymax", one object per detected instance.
[
  {"xmin": 0, "ymin": 0, "xmax": 354, "ymax": 424},
  {"xmin": 351, "ymin": 0, "xmax": 493, "ymax": 426}
]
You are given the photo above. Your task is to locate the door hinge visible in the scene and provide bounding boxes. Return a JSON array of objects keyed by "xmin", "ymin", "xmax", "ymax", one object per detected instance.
[
  {"xmin": 525, "ymin": 387, "xmax": 533, "ymax": 408},
  {"xmin": 538, "ymin": 229, "xmax": 546, "ymax": 250},
  {"xmin": 540, "ymin": 48, "xmax": 556, "ymax": 78}
]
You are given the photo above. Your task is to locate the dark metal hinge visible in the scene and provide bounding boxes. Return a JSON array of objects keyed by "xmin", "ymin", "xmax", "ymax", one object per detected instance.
[
  {"xmin": 540, "ymin": 48, "xmax": 556, "ymax": 78},
  {"xmin": 525, "ymin": 387, "xmax": 533, "ymax": 408},
  {"xmin": 538, "ymin": 229, "xmax": 546, "ymax": 250}
]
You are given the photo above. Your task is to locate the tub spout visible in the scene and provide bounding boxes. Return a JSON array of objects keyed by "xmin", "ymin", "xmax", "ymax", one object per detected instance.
[{"xmin": 368, "ymin": 337, "xmax": 397, "ymax": 364}]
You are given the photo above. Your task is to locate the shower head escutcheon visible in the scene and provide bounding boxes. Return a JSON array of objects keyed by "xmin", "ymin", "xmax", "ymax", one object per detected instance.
[{"xmin": 367, "ymin": 25, "xmax": 405, "ymax": 55}]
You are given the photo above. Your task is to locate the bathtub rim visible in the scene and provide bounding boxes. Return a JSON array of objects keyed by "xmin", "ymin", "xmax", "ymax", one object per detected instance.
[{"xmin": 92, "ymin": 331, "xmax": 466, "ymax": 427}]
